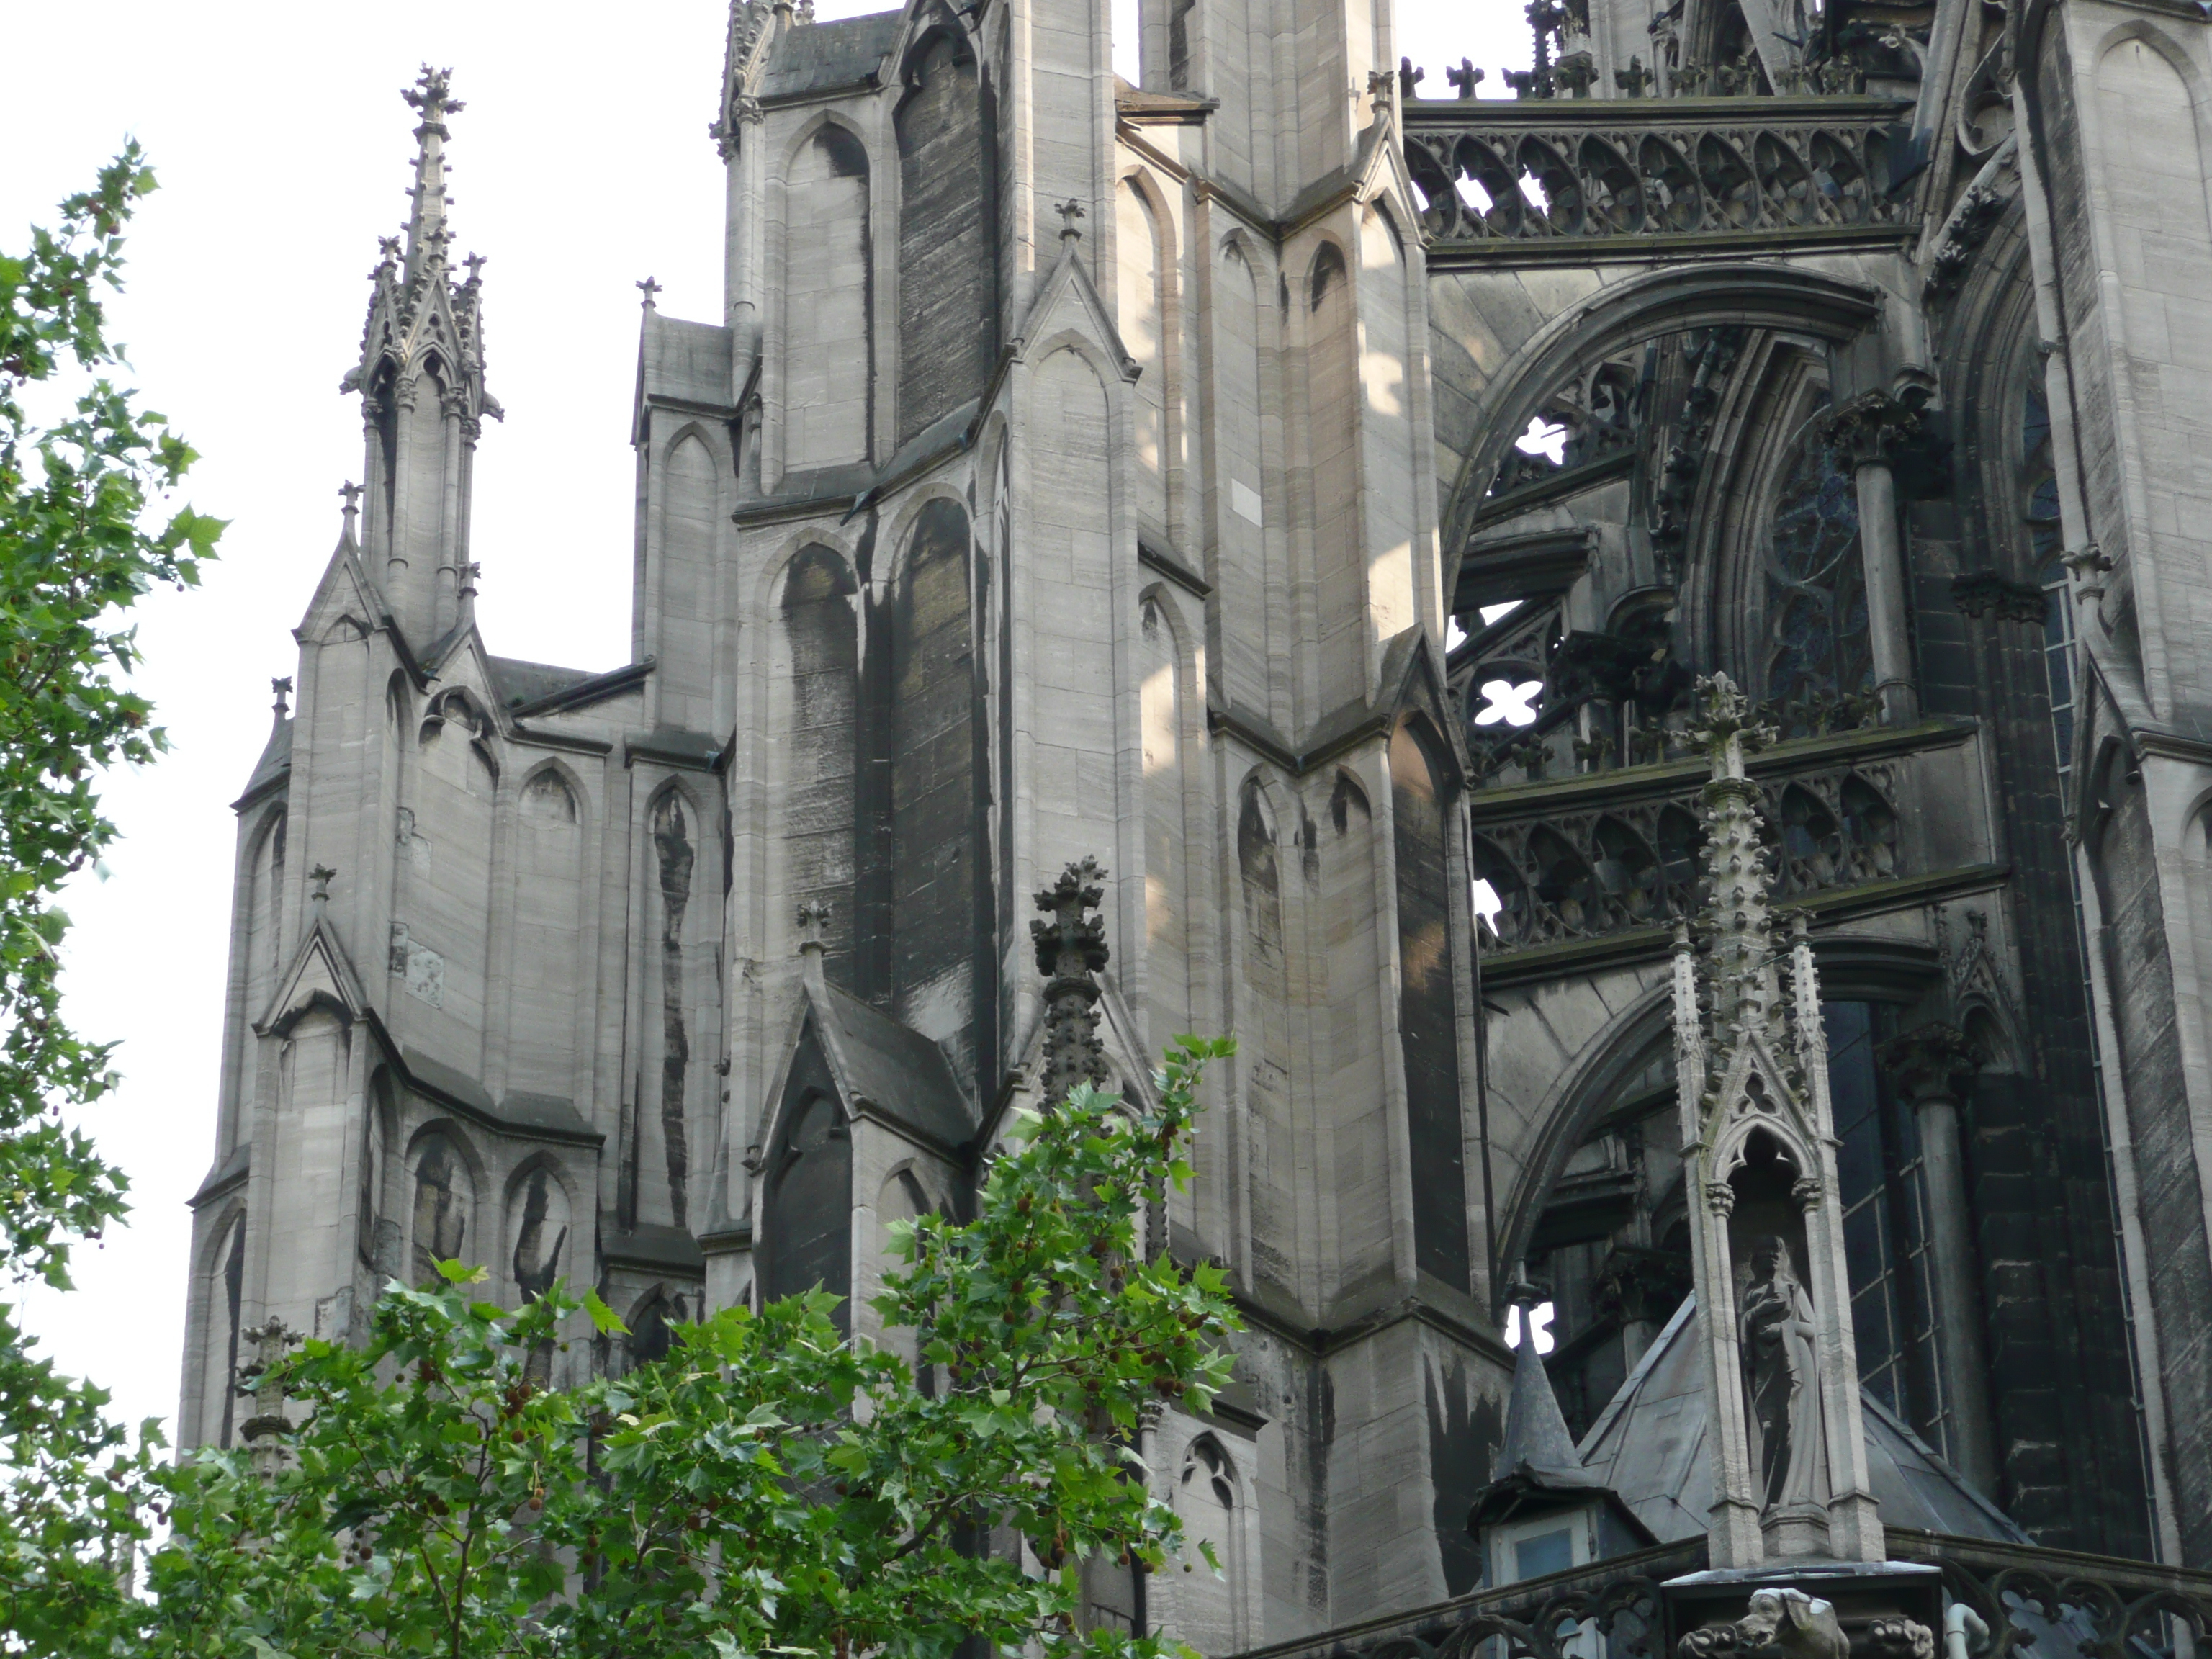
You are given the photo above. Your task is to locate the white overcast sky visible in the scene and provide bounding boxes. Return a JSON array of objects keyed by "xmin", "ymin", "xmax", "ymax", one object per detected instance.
[{"xmin": 5, "ymin": 0, "xmax": 1531, "ymax": 1444}]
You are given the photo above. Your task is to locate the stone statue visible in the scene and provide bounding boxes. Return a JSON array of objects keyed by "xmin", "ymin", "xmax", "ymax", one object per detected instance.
[{"xmin": 1740, "ymin": 1233, "xmax": 1824, "ymax": 1510}]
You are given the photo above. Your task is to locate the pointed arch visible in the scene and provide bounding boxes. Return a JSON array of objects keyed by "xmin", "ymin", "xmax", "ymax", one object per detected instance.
[
  {"xmin": 1213, "ymin": 236, "xmax": 1270, "ymax": 711},
  {"xmin": 775, "ymin": 116, "xmax": 873, "ymax": 472},
  {"xmin": 1319, "ymin": 760, "xmax": 1390, "ymax": 1294},
  {"xmin": 191, "ymin": 1205, "xmax": 248, "ymax": 1449},
  {"xmin": 760, "ymin": 1082, "xmax": 854, "ymax": 1321},
  {"xmin": 505, "ymin": 758, "xmax": 589, "ymax": 1102},
  {"xmin": 1141, "ymin": 587, "xmax": 1196, "ymax": 1048},
  {"xmin": 777, "ymin": 541, "xmax": 862, "ymax": 984},
  {"xmin": 654, "ymin": 429, "xmax": 721, "ymax": 729},
  {"xmin": 643, "ymin": 777, "xmax": 709, "ymax": 1232},
  {"xmin": 894, "ymin": 22, "xmax": 995, "ymax": 444},
  {"xmin": 1390, "ymin": 716, "xmax": 1470, "ymax": 1291},
  {"xmin": 405, "ymin": 1121, "xmax": 482, "ymax": 1284},
  {"xmin": 1305, "ymin": 231, "xmax": 1362, "ymax": 703},
  {"xmin": 1236, "ymin": 771, "xmax": 1297, "ymax": 1298},
  {"xmin": 503, "ymin": 1153, "xmax": 576, "ymax": 1305},
  {"xmin": 1167, "ymin": 1429, "xmax": 1253, "ymax": 1653}
]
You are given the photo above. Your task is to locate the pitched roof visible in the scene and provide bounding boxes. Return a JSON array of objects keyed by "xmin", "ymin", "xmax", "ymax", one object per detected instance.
[
  {"xmin": 759, "ymin": 12, "xmax": 902, "ymax": 99},
  {"xmin": 1576, "ymin": 1294, "xmax": 2031, "ymax": 1545},
  {"xmin": 807, "ymin": 979, "xmax": 974, "ymax": 1151}
]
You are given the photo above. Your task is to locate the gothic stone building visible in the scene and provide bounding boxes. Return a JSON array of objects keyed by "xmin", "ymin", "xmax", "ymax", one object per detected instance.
[{"xmin": 182, "ymin": 0, "xmax": 2212, "ymax": 1641}]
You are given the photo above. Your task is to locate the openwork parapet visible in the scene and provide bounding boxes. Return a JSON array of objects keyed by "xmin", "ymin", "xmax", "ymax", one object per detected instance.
[
  {"xmin": 1470, "ymin": 757, "xmax": 1904, "ymax": 952},
  {"xmin": 1402, "ymin": 96, "xmax": 1914, "ymax": 249}
]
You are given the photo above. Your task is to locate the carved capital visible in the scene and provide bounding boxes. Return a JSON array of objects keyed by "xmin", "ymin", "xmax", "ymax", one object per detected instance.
[
  {"xmin": 1705, "ymin": 1181, "xmax": 1737, "ymax": 1216},
  {"xmin": 1791, "ymin": 1174, "xmax": 1823, "ymax": 1208},
  {"xmin": 1878, "ymin": 1021, "xmax": 1984, "ymax": 1105},
  {"xmin": 1951, "ymin": 570, "xmax": 2047, "ymax": 624},
  {"xmin": 1820, "ymin": 388, "xmax": 1924, "ymax": 470}
]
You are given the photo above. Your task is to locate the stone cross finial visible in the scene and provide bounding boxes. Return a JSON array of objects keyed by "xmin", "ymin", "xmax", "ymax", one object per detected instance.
[
  {"xmin": 462, "ymin": 252, "xmax": 487, "ymax": 285},
  {"xmin": 375, "ymin": 235, "xmax": 402, "ymax": 271},
  {"xmin": 338, "ymin": 480, "xmax": 361, "ymax": 547},
  {"xmin": 271, "ymin": 677, "xmax": 293, "ymax": 720},
  {"xmin": 1615, "ymin": 53, "xmax": 1656, "ymax": 94},
  {"xmin": 309, "ymin": 865, "xmax": 337, "ymax": 918},
  {"xmin": 1056, "ymin": 199, "xmax": 1085, "ymax": 243},
  {"xmin": 1398, "ymin": 55, "xmax": 1424, "ymax": 98},
  {"xmin": 1446, "ymin": 58, "xmax": 1484, "ymax": 96},
  {"xmin": 1031, "ymin": 858, "xmax": 1110, "ymax": 1107},
  {"xmin": 1689, "ymin": 671, "xmax": 1775, "ymax": 781},
  {"xmin": 637, "ymin": 275, "xmax": 662, "ymax": 308}
]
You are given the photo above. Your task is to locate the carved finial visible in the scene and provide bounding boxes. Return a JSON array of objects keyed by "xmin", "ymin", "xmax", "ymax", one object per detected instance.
[
  {"xmin": 400, "ymin": 68, "xmax": 463, "ymax": 279},
  {"xmin": 1614, "ymin": 53, "xmax": 1656, "ymax": 94},
  {"xmin": 237, "ymin": 1318, "xmax": 300, "ymax": 1478},
  {"xmin": 271, "ymin": 677, "xmax": 293, "ymax": 721},
  {"xmin": 1446, "ymin": 58, "xmax": 1485, "ymax": 96},
  {"xmin": 1055, "ymin": 199, "xmax": 1085, "ymax": 243},
  {"xmin": 1031, "ymin": 859, "xmax": 1110, "ymax": 1107},
  {"xmin": 462, "ymin": 251, "xmax": 487, "ymax": 286},
  {"xmin": 309, "ymin": 865, "xmax": 337, "ymax": 915},
  {"xmin": 637, "ymin": 275, "xmax": 662, "ymax": 309},
  {"xmin": 1398, "ymin": 55, "xmax": 1425, "ymax": 98}
]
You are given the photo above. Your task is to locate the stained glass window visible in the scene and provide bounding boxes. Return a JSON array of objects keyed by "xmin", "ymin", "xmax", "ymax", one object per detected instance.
[
  {"xmin": 1765, "ymin": 400, "xmax": 1871, "ymax": 710},
  {"xmin": 1825, "ymin": 1002, "xmax": 1951, "ymax": 1455},
  {"xmin": 2023, "ymin": 379, "xmax": 2074, "ymax": 775}
]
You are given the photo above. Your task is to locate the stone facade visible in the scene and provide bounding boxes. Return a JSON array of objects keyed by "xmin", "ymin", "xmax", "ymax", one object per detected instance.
[{"xmin": 181, "ymin": 0, "xmax": 2212, "ymax": 1643}]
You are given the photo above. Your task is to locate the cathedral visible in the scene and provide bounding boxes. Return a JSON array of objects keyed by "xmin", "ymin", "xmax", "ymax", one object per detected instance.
[{"xmin": 181, "ymin": 0, "xmax": 2212, "ymax": 1647}]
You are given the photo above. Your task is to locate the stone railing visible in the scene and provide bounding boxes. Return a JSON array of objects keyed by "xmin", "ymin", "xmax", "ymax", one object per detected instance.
[
  {"xmin": 1228, "ymin": 1534, "xmax": 2211, "ymax": 1659},
  {"xmin": 1231, "ymin": 1542, "xmax": 1697, "ymax": 1659},
  {"xmin": 1468, "ymin": 748, "xmax": 1906, "ymax": 953},
  {"xmin": 1884, "ymin": 1531, "xmax": 2212, "ymax": 1659},
  {"xmin": 1401, "ymin": 96, "xmax": 1914, "ymax": 251}
]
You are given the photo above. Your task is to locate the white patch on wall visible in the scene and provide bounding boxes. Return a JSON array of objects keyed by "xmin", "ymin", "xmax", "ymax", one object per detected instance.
[
  {"xmin": 1231, "ymin": 480, "xmax": 1263, "ymax": 526},
  {"xmin": 388, "ymin": 921, "xmax": 445, "ymax": 1008}
]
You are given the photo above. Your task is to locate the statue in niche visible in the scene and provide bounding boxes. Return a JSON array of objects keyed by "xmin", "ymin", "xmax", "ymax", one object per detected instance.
[{"xmin": 1740, "ymin": 1233, "xmax": 1825, "ymax": 1511}]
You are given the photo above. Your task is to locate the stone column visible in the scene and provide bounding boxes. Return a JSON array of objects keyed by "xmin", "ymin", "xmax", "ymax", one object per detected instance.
[
  {"xmin": 1879, "ymin": 1022, "xmax": 1999, "ymax": 1496},
  {"xmin": 1823, "ymin": 392, "xmax": 1925, "ymax": 726}
]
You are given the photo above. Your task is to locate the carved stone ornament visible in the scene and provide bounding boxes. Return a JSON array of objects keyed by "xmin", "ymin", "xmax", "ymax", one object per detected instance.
[
  {"xmin": 1706, "ymin": 1181, "xmax": 1738, "ymax": 1215},
  {"xmin": 1031, "ymin": 858, "xmax": 1112, "ymax": 1107},
  {"xmin": 1866, "ymin": 1618, "xmax": 1938, "ymax": 1659},
  {"xmin": 1950, "ymin": 570, "xmax": 2046, "ymax": 623},
  {"xmin": 1878, "ymin": 1022, "xmax": 1984, "ymax": 1105},
  {"xmin": 1676, "ymin": 1590, "xmax": 1848, "ymax": 1659}
]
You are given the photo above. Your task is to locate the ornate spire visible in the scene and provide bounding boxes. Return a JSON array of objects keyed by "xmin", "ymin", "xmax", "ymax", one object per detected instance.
[
  {"xmin": 1689, "ymin": 673, "xmax": 1784, "ymax": 1061},
  {"xmin": 1496, "ymin": 1278, "xmax": 1583, "ymax": 1481},
  {"xmin": 1674, "ymin": 674, "xmax": 1881, "ymax": 1568},
  {"xmin": 1032, "ymin": 859, "xmax": 1111, "ymax": 1107},
  {"xmin": 400, "ymin": 66, "xmax": 464, "ymax": 284}
]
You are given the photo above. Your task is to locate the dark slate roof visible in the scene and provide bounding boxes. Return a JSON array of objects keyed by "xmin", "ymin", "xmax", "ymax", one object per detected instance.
[
  {"xmin": 234, "ymin": 714, "xmax": 292, "ymax": 807},
  {"xmin": 604, "ymin": 1223, "xmax": 708, "ymax": 1274},
  {"xmin": 489, "ymin": 656, "xmax": 598, "ymax": 710},
  {"xmin": 813, "ymin": 981, "xmax": 974, "ymax": 1150},
  {"xmin": 400, "ymin": 1046, "xmax": 600, "ymax": 1143},
  {"xmin": 759, "ymin": 12, "xmax": 902, "ymax": 99},
  {"xmin": 639, "ymin": 312, "xmax": 734, "ymax": 409},
  {"xmin": 1577, "ymin": 1294, "xmax": 2031, "ymax": 1545}
]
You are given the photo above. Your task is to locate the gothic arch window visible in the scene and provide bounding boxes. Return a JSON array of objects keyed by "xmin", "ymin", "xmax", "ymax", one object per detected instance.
[
  {"xmin": 1762, "ymin": 395, "xmax": 1869, "ymax": 711},
  {"xmin": 408, "ymin": 1128, "xmax": 476, "ymax": 1285},
  {"xmin": 1822, "ymin": 1001, "xmax": 1949, "ymax": 1455},
  {"xmin": 197, "ymin": 1210, "xmax": 248, "ymax": 1449},
  {"xmin": 781, "ymin": 125, "xmax": 872, "ymax": 469},
  {"xmin": 762, "ymin": 1088, "xmax": 853, "ymax": 1326},
  {"xmin": 1171, "ymin": 1434, "xmax": 1249, "ymax": 1653},
  {"xmin": 2020, "ymin": 375, "xmax": 2075, "ymax": 778},
  {"xmin": 647, "ymin": 784, "xmax": 702, "ymax": 1231},
  {"xmin": 506, "ymin": 1159, "xmax": 572, "ymax": 1305}
]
